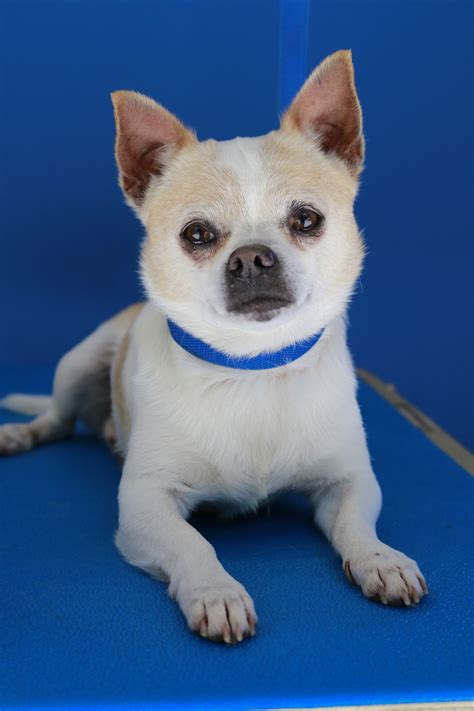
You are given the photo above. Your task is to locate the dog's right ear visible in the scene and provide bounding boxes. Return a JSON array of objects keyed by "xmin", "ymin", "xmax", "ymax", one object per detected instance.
[{"xmin": 111, "ymin": 91, "xmax": 195, "ymax": 207}]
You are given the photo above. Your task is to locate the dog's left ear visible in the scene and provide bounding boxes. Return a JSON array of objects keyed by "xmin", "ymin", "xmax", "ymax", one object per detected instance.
[{"xmin": 281, "ymin": 50, "xmax": 364, "ymax": 175}]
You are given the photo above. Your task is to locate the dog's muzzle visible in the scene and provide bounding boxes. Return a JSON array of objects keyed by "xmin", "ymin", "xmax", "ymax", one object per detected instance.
[{"xmin": 225, "ymin": 244, "xmax": 294, "ymax": 321}]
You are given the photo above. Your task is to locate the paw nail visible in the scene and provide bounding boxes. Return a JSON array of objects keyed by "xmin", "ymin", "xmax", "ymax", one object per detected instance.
[
  {"xmin": 344, "ymin": 560, "xmax": 355, "ymax": 585},
  {"xmin": 418, "ymin": 577, "xmax": 429, "ymax": 594}
]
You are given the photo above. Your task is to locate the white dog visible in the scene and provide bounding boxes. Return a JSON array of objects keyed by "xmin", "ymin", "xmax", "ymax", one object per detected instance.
[{"xmin": 0, "ymin": 50, "xmax": 428, "ymax": 643}]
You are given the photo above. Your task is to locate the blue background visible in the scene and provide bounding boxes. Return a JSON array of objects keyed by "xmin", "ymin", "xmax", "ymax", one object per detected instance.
[{"xmin": 0, "ymin": 0, "xmax": 472, "ymax": 449}]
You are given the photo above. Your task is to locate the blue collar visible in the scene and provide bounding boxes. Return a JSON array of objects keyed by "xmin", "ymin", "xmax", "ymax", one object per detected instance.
[{"xmin": 167, "ymin": 319, "xmax": 324, "ymax": 370}]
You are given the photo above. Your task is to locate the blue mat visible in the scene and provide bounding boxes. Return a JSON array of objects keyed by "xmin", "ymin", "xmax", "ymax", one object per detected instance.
[{"xmin": 1, "ymin": 365, "xmax": 473, "ymax": 710}]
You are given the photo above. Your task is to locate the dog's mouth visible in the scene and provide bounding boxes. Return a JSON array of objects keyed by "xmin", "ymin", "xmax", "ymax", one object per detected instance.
[{"xmin": 228, "ymin": 295, "xmax": 293, "ymax": 322}]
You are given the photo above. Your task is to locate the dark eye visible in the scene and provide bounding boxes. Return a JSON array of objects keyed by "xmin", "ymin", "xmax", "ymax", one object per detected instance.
[
  {"xmin": 289, "ymin": 207, "xmax": 324, "ymax": 234},
  {"xmin": 181, "ymin": 222, "xmax": 216, "ymax": 246}
]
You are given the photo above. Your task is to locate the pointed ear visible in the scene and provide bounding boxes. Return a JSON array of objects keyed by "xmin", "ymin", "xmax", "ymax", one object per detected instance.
[
  {"xmin": 111, "ymin": 91, "xmax": 196, "ymax": 206},
  {"xmin": 281, "ymin": 50, "xmax": 364, "ymax": 175}
]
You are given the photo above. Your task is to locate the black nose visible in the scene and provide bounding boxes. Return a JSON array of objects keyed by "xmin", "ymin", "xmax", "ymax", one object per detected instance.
[{"xmin": 226, "ymin": 244, "xmax": 278, "ymax": 279}]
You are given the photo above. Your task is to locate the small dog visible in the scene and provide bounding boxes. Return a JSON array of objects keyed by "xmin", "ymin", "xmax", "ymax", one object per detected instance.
[{"xmin": 0, "ymin": 50, "xmax": 428, "ymax": 643}]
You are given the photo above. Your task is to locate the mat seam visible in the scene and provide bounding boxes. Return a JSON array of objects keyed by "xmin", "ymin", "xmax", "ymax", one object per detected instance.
[{"xmin": 357, "ymin": 368, "xmax": 474, "ymax": 476}]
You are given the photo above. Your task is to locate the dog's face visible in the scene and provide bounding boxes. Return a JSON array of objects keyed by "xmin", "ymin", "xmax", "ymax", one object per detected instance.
[{"xmin": 112, "ymin": 51, "xmax": 365, "ymax": 355}]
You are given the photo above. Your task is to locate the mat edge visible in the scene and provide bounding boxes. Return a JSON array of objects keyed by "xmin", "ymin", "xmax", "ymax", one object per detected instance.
[
  {"xmin": 357, "ymin": 368, "xmax": 474, "ymax": 476},
  {"xmin": 271, "ymin": 701, "xmax": 474, "ymax": 710}
]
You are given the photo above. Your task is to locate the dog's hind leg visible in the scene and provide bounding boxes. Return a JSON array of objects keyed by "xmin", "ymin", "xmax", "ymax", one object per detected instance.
[
  {"xmin": 0, "ymin": 304, "xmax": 142, "ymax": 456},
  {"xmin": 0, "ymin": 325, "xmax": 111, "ymax": 456},
  {"xmin": 0, "ymin": 410, "xmax": 72, "ymax": 456}
]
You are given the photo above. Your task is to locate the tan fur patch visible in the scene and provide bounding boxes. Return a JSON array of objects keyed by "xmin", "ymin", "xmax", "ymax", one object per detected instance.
[
  {"xmin": 111, "ymin": 302, "xmax": 144, "ymax": 441},
  {"xmin": 110, "ymin": 302, "xmax": 144, "ymax": 331},
  {"xmin": 262, "ymin": 129, "xmax": 358, "ymax": 204}
]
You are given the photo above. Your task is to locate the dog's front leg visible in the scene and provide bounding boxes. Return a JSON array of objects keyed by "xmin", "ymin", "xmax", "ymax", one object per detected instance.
[
  {"xmin": 115, "ymin": 468, "xmax": 257, "ymax": 643},
  {"xmin": 310, "ymin": 448, "xmax": 429, "ymax": 606}
]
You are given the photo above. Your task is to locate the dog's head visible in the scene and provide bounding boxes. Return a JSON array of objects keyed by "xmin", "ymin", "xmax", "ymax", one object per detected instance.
[{"xmin": 112, "ymin": 50, "xmax": 365, "ymax": 355}]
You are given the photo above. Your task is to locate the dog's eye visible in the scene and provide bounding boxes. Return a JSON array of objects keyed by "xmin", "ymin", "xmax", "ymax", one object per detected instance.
[
  {"xmin": 289, "ymin": 207, "xmax": 324, "ymax": 234},
  {"xmin": 181, "ymin": 222, "xmax": 216, "ymax": 246}
]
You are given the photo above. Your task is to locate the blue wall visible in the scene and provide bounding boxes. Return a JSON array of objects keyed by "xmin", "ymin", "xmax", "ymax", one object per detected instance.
[
  {"xmin": 306, "ymin": 0, "xmax": 473, "ymax": 450},
  {"xmin": 0, "ymin": 0, "xmax": 279, "ymax": 359},
  {"xmin": 1, "ymin": 0, "xmax": 472, "ymax": 449}
]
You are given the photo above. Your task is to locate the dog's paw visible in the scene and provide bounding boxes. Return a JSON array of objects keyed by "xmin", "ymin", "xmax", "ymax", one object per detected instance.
[
  {"xmin": 178, "ymin": 578, "xmax": 257, "ymax": 644},
  {"xmin": 344, "ymin": 547, "xmax": 429, "ymax": 607},
  {"xmin": 0, "ymin": 423, "xmax": 36, "ymax": 456}
]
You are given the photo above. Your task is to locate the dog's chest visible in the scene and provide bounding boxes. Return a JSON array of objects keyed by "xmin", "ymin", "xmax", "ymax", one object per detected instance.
[{"xmin": 173, "ymin": 367, "xmax": 335, "ymax": 500}]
